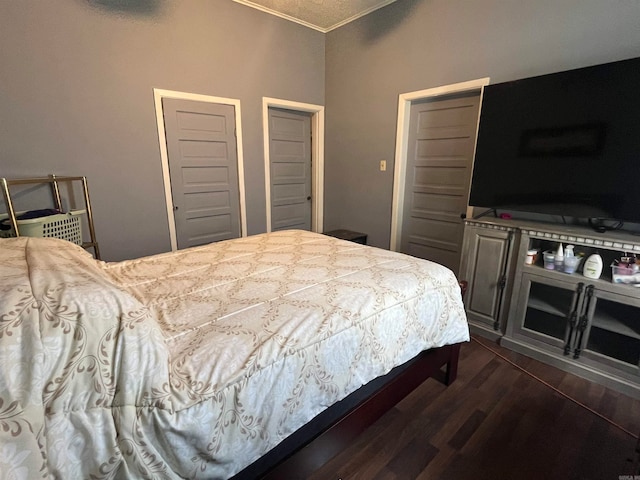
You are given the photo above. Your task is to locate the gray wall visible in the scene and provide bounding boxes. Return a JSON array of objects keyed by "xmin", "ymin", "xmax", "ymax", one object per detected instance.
[
  {"xmin": 324, "ymin": 0, "xmax": 640, "ymax": 249},
  {"xmin": 4, "ymin": 0, "xmax": 640, "ymax": 259},
  {"xmin": 0, "ymin": 0, "xmax": 324, "ymax": 260}
]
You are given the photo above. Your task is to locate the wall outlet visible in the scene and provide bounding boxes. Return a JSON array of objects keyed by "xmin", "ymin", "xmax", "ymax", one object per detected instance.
[{"xmin": 380, "ymin": 160, "xmax": 387, "ymax": 171}]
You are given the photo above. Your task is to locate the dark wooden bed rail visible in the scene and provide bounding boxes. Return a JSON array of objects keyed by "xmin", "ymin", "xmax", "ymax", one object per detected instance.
[{"xmin": 232, "ymin": 342, "xmax": 462, "ymax": 480}]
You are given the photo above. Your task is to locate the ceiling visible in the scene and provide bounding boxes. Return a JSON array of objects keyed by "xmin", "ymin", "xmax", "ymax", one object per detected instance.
[{"xmin": 233, "ymin": 0, "xmax": 398, "ymax": 32}]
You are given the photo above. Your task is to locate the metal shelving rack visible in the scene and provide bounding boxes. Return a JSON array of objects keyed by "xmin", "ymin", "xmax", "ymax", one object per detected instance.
[{"xmin": 1, "ymin": 174, "xmax": 100, "ymax": 259}]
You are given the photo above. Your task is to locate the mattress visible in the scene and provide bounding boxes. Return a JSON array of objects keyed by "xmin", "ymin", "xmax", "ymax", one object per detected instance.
[{"xmin": 0, "ymin": 230, "xmax": 469, "ymax": 479}]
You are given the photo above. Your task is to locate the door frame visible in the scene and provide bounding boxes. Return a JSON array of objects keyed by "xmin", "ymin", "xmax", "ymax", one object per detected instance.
[
  {"xmin": 262, "ymin": 97, "xmax": 325, "ymax": 233},
  {"xmin": 389, "ymin": 78, "xmax": 490, "ymax": 252},
  {"xmin": 154, "ymin": 88, "xmax": 247, "ymax": 251}
]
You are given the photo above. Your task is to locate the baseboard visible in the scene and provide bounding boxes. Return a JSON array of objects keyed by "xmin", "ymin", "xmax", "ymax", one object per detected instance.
[{"xmin": 468, "ymin": 322, "xmax": 503, "ymax": 342}]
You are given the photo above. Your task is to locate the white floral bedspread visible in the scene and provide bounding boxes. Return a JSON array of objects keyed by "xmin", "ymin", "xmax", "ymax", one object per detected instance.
[{"xmin": 0, "ymin": 230, "xmax": 468, "ymax": 479}]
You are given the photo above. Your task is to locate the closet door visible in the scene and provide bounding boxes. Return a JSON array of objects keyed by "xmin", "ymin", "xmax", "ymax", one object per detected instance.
[
  {"xmin": 163, "ymin": 98, "xmax": 241, "ymax": 248},
  {"xmin": 268, "ymin": 107, "xmax": 312, "ymax": 232},
  {"xmin": 400, "ymin": 91, "xmax": 481, "ymax": 274}
]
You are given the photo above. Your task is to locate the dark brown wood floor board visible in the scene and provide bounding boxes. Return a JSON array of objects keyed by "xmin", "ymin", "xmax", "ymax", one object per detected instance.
[
  {"xmin": 513, "ymin": 356, "xmax": 638, "ymax": 437},
  {"xmin": 512, "ymin": 351, "xmax": 615, "ymax": 423},
  {"xmin": 310, "ymin": 374, "xmax": 471, "ymax": 479},
  {"xmin": 475, "ymin": 354, "xmax": 526, "ymax": 395},
  {"xmin": 572, "ymin": 420, "xmax": 636, "ymax": 479},
  {"xmin": 415, "ymin": 385, "xmax": 488, "ymax": 444},
  {"xmin": 305, "ymin": 407, "xmax": 406, "ymax": 480},
  {"xmin": 368, "ymin": 466, "xmax": 397, "ymax": 480},
  {"xmin": 556, "ymin": 368, "xmax": 601, "ymax": 405},
  {"xmin": 307, "ymin": 337, "xmax": 640, "ymax": 479},
  {"xmin": 459, "ymin": 338, "xmax": 495, "ymax": 365},
  {"xmin": 433, "ymin": 353, "xmax": 539, "ymax": 456},
  {"xmin": 520, "ymin": 377, "xmax": 567, "ymax": 420},
  {"xmin": 573, "ymin": 371, "xmax": 608, "ymax": 404},
  {"xmin": 512, "ymin": 353, "xmax": 568, "ymax": 388},
  {"xmin": 548, "ymin": 441, "xmax": 589, "ymax": 480},
  {"xmin": 511, "ymin": 366, "xmax": 537, "ymax": 390},
  {"xmin": 370, "ymin": 469, "xmax": 397, "ymax": 480},
  {"xmin": 378, "ymin": 389, "xmax": 457, "ymax": 450},
  {"xmin": 465, "ymin": 355, "xmax": 502, "ymax": 390},
  {"xmin": 414, "ymin": 443, "xmax": 457, "ymax": 480},
  {"xmin": 446, "ymin": 409, "xmax": 487, "ymax": 450},
  {"xmin": 383, "ymin": 437, "xmax": 439, "ymax": 479},
  {"xmin": 311, "ymin": 383, "xmax": 451, "ymax": 480},
  {"xmin": 514, "ymin": 398, "xmax": 574, "ymax": 478},
  {"xmin": 426, "ymin": 369, "xmax": 518, "ymax": 450},
  {"xmin": 437, "ymin": 452, "xmax": 498, "ymax": 480},
  {"xmin": 460, "ymin": 373, "xmax": 575, "ymax": 469},
  {"xmin": 342, "ymin": 452, "xmax": 392, "ymax": 480},
  {"xmin": 547, "ymin": 388, "xmax": 609, "ymax": 479},
  {"xmin": 427, "ymin": 392, "xmax": 494, "ymax": 449},
  {"xmin": 458, "ymin": 395, "xmax": 528, "ymax": 459},
  {"xmin": 306, "ymin": 436, "xmax": 387, "ymax": 480},
  {"xmin": 598, "ymin": 386, "xmax": 619, "ymax": 413},
  {"xmin": 390, "ymin": 391, "xmax": 513, "ymax": 479},
  {"xmin": 327, "ymin": 412, "xmax": 433, "ymax": 480},
  {"xmin": 599, "ymin": 387, "xmax": 640, "ymax": 435},
  {"xmin": 625, "ymin": 395, "xmax": 640, "ymax": 433},
  {"xmin": 448, "ymin": 341, "xmax": 496, "ymax": 382},
  {"xmin": 471, "ymin": 365, "xmax": 528, "ymax": 416},
  {"xmin": 480, "ymin": 379, "xmax": 572, "ymax": 468},
  {"xmin": 473, "ymin": 336, "xmax": 573, "ymax": 392},
  {"xmin": 394, "ymin": 375, "xmax": 447, "ymax": 414},
  {"xmin": 378, "ymin": 386, "xmax": 468, "ymax": 468},
  {"xmin": 473, "ymin": 336, "xmax": 531, "ymax": 365},
  {"xmin": 371, "ymin": 409, "xmax": 436, "ymax": 463}
]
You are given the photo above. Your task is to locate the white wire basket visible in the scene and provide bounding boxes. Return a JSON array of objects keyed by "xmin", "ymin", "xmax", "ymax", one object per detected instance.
[{"xmin": 1, "ymin": 210, "xmax": 85, "ymax": 245}]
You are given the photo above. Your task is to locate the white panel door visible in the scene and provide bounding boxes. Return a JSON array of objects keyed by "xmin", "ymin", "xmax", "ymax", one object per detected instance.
[
  {"xmin": 163, "ymin": 98, "xmax": 241, "ymax": 248},
  {"xmin": 401, "ymin": 92, "xmax": 481, "ymax": 274},
  {"xmin": 268, "ymin": 107, "xmax": 312, "ymax": 231}
]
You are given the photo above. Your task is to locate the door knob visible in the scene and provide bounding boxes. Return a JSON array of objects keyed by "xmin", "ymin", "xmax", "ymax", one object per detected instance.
[
  {"xmin": 307, "ymin": 196, "xmax": 311, "ymax": 201},
  {"xmin": 174, "ymin": 205, "xmax": 179, "ymax": 211}
]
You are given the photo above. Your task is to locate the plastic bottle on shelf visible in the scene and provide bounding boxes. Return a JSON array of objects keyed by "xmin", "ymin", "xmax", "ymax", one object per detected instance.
[
  {"xmin": 583, "ymin": 252, "xmax": 603, "ymax": 279},
  {"xmin": 554, "ymin": 243, "xmax": 564, "ymax": 270},
  {"xmin": 563, "ymin": 245, "xmax": 577, "ymax": 273}
]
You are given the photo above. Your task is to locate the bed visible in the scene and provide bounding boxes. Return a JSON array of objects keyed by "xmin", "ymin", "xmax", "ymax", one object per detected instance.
[{"xmin": 0, "ymin": 230, "xmax": 469, "ymax": 479}]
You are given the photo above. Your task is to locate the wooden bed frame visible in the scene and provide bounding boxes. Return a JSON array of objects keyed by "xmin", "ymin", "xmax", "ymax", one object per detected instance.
[{"xmin": 232, "ymin": 342, "xmax": 462, "ymax": 479}]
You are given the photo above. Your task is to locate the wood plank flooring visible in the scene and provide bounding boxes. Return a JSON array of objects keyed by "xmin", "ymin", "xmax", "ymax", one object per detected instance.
[{"xmin": 308, "ymin": 336, "xmax": 640, "ymax": 480}]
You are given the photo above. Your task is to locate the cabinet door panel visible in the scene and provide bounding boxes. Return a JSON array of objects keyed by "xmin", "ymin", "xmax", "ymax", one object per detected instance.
[
  {"xmin": 460, "ymin": 225, "xmax": 512, "ymax": 333},
  {"xmin": 580, "ymin": 290, "xmax": 640, "ymax": 374},
  {"xmin": 468, "ymin": 234, "xmax": 509, "ymax": 319},
  {"xmin": 515, "ymin": 273, "xmax": 579, "ymax": 349}
]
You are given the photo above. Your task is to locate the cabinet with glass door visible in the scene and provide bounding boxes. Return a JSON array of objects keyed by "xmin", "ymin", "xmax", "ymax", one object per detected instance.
[{"xmin": 502, "ymin": 223, "xmax": 640, "ymax": 398}]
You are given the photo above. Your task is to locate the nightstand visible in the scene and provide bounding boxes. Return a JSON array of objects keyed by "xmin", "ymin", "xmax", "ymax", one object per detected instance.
[{"xmin": 324, "ymin": 229, "xmax": 367, "ymax": 245}]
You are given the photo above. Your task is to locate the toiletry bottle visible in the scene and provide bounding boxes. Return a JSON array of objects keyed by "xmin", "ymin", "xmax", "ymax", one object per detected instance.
[
  {"xmin": 564, "ymin": 245, "xmax": 574, "ymax": 259},
  {"xmin": 583, "ymin": 252, "xmax": 603, "ymax": 279},
  {"xmin": 563, "ymin": 245, "xmax": 575, "ymax": 273},
  {"xmin": 554, "ymin": 243, "xmax": 564, "ymax": 270}
]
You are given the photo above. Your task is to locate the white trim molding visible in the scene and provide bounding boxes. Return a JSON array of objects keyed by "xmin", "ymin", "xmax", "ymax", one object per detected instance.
[
  {"xmin": 262, "ymin": 97, "xmax": 325, "ymax": 233},
  {"xmin": 153, "ymin": 88, "xmax": 248, "ymax": 251},
  {"xmin": 232, "ymin": 0, "xmax": 397, "ymax": 33},
  {"xmin": 389, "ymin": 78, "xmax": 490, "ymax": 252}
]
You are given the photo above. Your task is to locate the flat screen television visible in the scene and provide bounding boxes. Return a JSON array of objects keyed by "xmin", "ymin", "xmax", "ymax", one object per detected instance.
[{"xmin": 469, "ymin": 56, "xmax": 640, "ymax": 226}]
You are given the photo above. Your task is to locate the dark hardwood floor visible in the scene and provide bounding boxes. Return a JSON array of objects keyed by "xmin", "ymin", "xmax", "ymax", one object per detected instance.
[{"xmin": 308, "ymin": 336, "xmax": 640, "ymax": 480}]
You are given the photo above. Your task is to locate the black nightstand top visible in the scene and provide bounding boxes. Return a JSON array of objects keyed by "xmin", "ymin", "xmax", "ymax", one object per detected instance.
[{"xmin": 324, "ymin": 229, "xmax": 367, "ymax": 245}]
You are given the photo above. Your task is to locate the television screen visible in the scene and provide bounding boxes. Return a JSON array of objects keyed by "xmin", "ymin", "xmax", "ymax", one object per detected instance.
[{"xmin": 469, "ymin": 56, "xmax": 640, "ymax": 224}]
